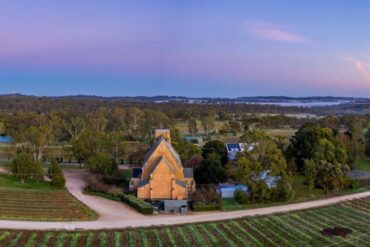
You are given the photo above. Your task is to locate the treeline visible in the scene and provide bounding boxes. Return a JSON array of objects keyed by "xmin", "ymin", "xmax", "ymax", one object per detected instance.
[{"xmin": 0, "ymin": 95, "xmax": 312, "ymax": 117}]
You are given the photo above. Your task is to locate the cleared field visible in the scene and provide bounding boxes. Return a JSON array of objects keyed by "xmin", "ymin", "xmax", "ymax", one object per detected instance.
[
  {"xmin": 0, "ymin": 174, "xmax": 97, "ymax": 221},
  {"xmin": 1, "ymin": 197, "xmax": 370, "ymax": 246},
  {"xmin": 0, "ymin": 189, "xmax": 97, "ymax": 221}
]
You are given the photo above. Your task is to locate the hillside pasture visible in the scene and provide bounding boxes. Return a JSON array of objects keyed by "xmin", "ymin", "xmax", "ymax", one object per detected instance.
[{"xmin": 0, "ymin": 196, "xmax": 370, "ymax": 246}]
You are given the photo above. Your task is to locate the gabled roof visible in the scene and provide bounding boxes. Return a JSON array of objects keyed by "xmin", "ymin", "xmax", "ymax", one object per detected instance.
[
  {"xmin": 175, "ymin": 180, "xmax": 186, "ymax": 188},
  {"xmin": 144, "ymin": 136, "xmax": 182, "ymax": 166},
  {"xmin": 148, "ymin": 156, "xmax": 175, "ymax": 176},
  {"xmin": 138, "ymin": 179, "xmax": 149, "ymax": 187}
]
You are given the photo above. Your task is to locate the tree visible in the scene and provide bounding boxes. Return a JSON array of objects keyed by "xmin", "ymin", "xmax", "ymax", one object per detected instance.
[
  {"xmin": 184, "ymin": 155, "xmax": 204, "ymax": 168},
  {"xmin": 240, "ymin": 129, "xmax": 268, "ymax": 143},
  {"xmin": 48, "ymin": 159, "xmax": 62, "ymax": 179},
  {"xmin": 48, "ymin": 159, "xmax": 66, "ymax": 188},
  {"xmin": 194, "ymin": 159, "xmax": 227, "ymax": 184},
  {"xmin": 0, "ymin": 121, "xmax": 5, "ymax": 135},
  {"xmin": 303, "ymin": 159, "xmax": 317, "ymax": 197},
  {"xmin": 10, "ymin": 153, "xmax": 43, "ymax": 182},
  {"xmin": 227, "ymin": 133, "xmax": 290, "ymax": 202},
  {"xmin": 172, "ymin": 141, "xmax": 201, "ymax": 163},
  {"xmin": 287, "ymin": 124, "xmax": 338, "ymax": 171},
  {"xmin": 187, "ymin": 119, "xmax": 198, "ymax": 136},
  {"xmin": 201, "ymin": 115, "xmax": 215, "ymax": 136},
  {"xmin": 14, "ymin": 125, "xmax": 53, "ymax": 161},
  {"xmin": 228, "ymin": 120, "xmax": 241, "ymax": 135},
  {"xmin": 88, "ymin": 109, "xmax": 109, "ymax": 132},
  {"xmin": 86, "ymin": 153, "xmax": 118, "ymax": 175},
  {"xmin": 313, "ymin": 139, "xmax": 349, "ymax": 193},
  {"xmin": 127, "ymin": 107, "xmax": 144, "ymax": 136},
  {"xmin": 347, "ymin": 118, "xmax": 366, "ymax": 166},
  {"xmin": 64, "ymin": 117, "xmax": 86, "ymax": 141},
  {"xmin": 202, "ymin": 140, "xmax": 227, "ymax": 165},
  {"xmin": 289, "ymin": 124, "xmax": 350, "ymax": 193}
]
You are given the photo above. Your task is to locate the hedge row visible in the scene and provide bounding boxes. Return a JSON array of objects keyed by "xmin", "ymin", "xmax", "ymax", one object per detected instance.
[
  {"xmin": 84, "ymin": 187, "xmax": 124, "ymax": 202},
  {"xmin": 122, "ymin": 195, "xmax": 154, "ymax": 215},
  {"xmin": 191, "ymin": 201, "xmax": 220, "ymax": 212}
]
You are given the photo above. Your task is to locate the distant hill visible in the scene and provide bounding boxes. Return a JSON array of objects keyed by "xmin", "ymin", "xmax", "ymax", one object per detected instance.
[{"xmin": 1, "ymin": 94, "xmax": 370, "ymax": 115}]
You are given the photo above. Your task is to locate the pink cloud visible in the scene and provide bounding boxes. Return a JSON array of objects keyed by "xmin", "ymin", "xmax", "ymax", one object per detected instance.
[
  {"xmin": 245, "ymin": 22, "xmax": 308, "ymax": 43},
  {"xmin": 354, "ymin": 60, "xmax": 370, "ymax": 82}
]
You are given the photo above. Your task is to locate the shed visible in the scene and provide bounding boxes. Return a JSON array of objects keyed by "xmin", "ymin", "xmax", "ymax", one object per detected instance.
[
  {"xmin": 162, "ymin": 200, "xmax": 188, "ymax": 213},
  {"xmin": 217, "ymin": 184, "xmax": 249, "ymax": 199}
]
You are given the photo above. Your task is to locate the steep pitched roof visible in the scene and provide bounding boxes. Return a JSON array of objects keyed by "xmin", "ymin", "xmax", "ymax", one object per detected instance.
[
  {"xmin": 175, "ymin": 180, "xmax": 186, "ymax": 188},
  {"xmin": 143, "ymin": 136, "xmax": 182, "ymax": 166},
  {"xmin": 148, "ymin": 156, "xmax": 175, "ymax": 175},
  {"xmin": 138, "ymin": 179, "xmax": 149, "ymax": 187}
]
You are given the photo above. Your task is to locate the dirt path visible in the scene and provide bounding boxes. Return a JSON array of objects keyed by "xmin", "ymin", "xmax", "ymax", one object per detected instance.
[{"xmin": 0, "ymin": 169, "xmax": 369, "ymax": 231}]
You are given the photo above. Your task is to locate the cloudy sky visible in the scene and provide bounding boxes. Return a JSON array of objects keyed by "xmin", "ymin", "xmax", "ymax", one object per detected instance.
[{"xmin": 1, "ymin": 1, "xmax": 370, "ymax": 97}]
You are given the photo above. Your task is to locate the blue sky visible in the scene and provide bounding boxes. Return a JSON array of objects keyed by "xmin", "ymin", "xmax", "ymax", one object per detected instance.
[{"xmin": 1, "ymin": 1, "xmax": 370, "ymax": 97}]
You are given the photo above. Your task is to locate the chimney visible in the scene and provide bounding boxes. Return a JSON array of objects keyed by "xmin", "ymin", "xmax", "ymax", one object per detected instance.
[{"xmin": 154, "ymin": 129, "xmax": 171, "ymax": 143}]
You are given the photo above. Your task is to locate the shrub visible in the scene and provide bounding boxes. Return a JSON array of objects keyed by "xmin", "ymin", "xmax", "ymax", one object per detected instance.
[
  {"xmin": 51, "ymin": 175, "xmax": 66, "ymax": 189},
  {"xmin": 48, "ymin": 159, "xmax": 66, "ymax": 188},
  {"xmin": 191, "ymin": 201, "xmax": 220, "ymax": 212},
  {"xmin": 84, "ymin": 186, "xmax": 124, "ymax": 202},
  {"xmin": 10, "ymin": 153, "xmax": 43, "ymax": 182},
  {"xmin": 234, "ymin": 189, "xmax": 249, "ymax": 204},
  {"xmin": 122, "ymin": 195, "xmax": 154, "ymax": 215},
  {"xmin": 48, "ymin": 159, "xmax": 62, "ymax": 179},
  {"xmin": 347, "ymin": 178, "xmax": 359, "ymax": 189}
]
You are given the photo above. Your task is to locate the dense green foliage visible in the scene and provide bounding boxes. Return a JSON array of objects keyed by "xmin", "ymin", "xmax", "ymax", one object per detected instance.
[
  {"xmin": 234, "ymin": 189, "xmax": 249, "ymax": 204},
  {"xmin": 48, "ymin": 159, "xmax": 66, "ymax": 188},
  {"xmin": 122, "ymin": 195, "xmax": 154, "ymax": 215},
  {"xmin": 202, "ymin": 140, "xmax": 228, "ymax": 164},
  {"xmin": 172, "ymin": 140, "xmax": 201, "ymax": 163},
  {"xmin": 10, "ymin": 153, "xmax": 43, "ymax": 182},
  {"xmin": 287, "ymin": 124, "xmax": 340, "ymax": 170},
  {"xmin": 191, "ymin": 201, "xmax": 220, "ymax": 211},
  {"xmin": 84, "ymin": 186, "xmax": 125, "ymax": 202},
  {"xmin": 228, "ymin": 131, "xmax": 292, "ymax": 203},
  {"xmin": 86, "ymin": 153, "xmax": 118, "ymax": 175}
]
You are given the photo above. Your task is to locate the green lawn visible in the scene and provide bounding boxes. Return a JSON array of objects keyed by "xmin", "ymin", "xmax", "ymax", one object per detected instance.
[
  {"xmin": 0, "ymin": 161, "xmax": 8, "ymax": 167},
  {"xmin": 355, "ymin": 156, "xmax": 370, "ymax": 172},
  {"xmin": 0, "ymin": 174, "xmax": 54, "ymax": 191}
]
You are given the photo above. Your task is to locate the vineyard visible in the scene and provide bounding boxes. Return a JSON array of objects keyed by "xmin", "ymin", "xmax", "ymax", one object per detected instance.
[
  {"xmin": 0, "ymin": 188, "xmax": 97, "ymax": 221},
  {"xmin": 0, "ymin": 197, "xmax": 370, "ymax": 246}
]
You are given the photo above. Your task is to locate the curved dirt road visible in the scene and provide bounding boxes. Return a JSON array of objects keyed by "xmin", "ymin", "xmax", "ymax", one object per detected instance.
[{"xmin": 0, "ymin": 169, "xmax": 369, "ymax": 231}]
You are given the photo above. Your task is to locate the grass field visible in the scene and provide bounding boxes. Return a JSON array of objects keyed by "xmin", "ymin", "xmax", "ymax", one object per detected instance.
[
  {"xmin": 0, "ymin": 174, "xmax": 97, "ymax": 221},
  {"xmin": 0, "ymin": 196, "xmax": 369, "ymax": 246}
]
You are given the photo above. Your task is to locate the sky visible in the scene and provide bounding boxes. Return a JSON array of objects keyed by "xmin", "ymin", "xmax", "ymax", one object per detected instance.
[{"xmin": 1, "ymin": 1, "xmax": 370, "ymax": 97}]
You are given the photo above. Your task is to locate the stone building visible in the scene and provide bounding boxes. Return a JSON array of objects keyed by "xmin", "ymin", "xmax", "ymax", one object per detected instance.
[{"xmin": 131, "ymin": 129, "xmax": 196, "ymax": 200}]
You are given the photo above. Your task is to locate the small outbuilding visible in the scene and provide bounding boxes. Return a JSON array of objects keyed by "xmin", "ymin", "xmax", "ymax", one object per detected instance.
[
  {"xmin": 217, "ymin": 184, "xmax": 249, "ymax": 199},
  {"xmin": 161, "ymin": 200, "xmax": 188, "ymax": 214}
]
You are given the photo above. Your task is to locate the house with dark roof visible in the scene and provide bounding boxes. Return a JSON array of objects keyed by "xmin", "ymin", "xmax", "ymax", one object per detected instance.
[{"xmin": 130, "ymin": 129, "xmax": 196, "ymax": 200}]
